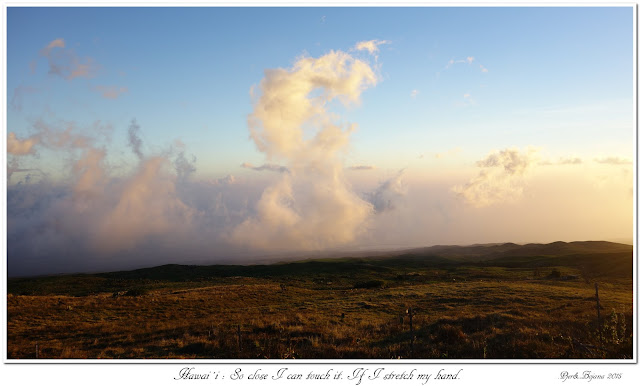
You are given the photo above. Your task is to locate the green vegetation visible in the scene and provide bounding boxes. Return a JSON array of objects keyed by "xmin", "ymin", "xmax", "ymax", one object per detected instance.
[{"xmin": 7, "ymin": 241, "xmax": 633, "ymax": 359}]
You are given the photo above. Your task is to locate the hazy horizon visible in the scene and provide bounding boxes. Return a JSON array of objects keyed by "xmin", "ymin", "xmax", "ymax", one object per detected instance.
[
  {"xmin": 6, "ymin": 7, "xmax": 634, "ymax": 277},
  {"xmin": 6, "ymin": 238, "xmax": 635, "ymax": 279}
]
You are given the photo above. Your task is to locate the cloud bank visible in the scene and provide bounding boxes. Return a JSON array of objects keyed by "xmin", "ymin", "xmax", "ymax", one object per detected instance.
[
  {"xmin": 7, "ymin": 41, "xmax": 391, "ymax": 275},
  {"xmin": 6, "ymin": 119, "xmax": 226, "ymax": 276}
]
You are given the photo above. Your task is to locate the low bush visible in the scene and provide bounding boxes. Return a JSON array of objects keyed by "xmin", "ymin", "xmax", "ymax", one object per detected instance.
[
  {"xmin": 123, "ymin": 288, "xmax": 148, "ymax": 297},
  {"xmin": 354, "ymin": 280, "xmax": 385, "ymax": 289}
]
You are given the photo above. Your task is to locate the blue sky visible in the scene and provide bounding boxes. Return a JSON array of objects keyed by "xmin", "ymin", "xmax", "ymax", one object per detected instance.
[
  {"xmin": 6, "ymin": 6, "xmax": 635, "ymax": 275},
  {"xmin": 8, "ymin": 7, "xmax": 632, "ymax": 175}
]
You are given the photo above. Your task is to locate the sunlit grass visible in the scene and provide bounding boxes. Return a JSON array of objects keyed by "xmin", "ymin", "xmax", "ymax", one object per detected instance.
[{"xmin": 7, "ymin": 253, "xmax": 633, "ymax": 359}]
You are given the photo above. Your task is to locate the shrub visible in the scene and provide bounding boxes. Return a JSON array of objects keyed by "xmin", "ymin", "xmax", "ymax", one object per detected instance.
[
  {"xmin": 123, "ymin": 288, "xmax": 148, "ymax": 297},
  {"xmin": 547, "ymin": 269, "xmax": 561, "ymax": 279},
  {"xmin": 354, "ymin": 280, "xmax": 386, "ymax": 289}
]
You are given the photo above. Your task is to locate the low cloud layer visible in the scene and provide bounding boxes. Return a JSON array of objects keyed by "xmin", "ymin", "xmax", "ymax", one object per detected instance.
[
  {"xmin": 6, "ymin": 117, "xmax": 267, "ymax": 276},
  {"xmin": 7, "ymin": 123, "xmax": 632, "ymax": 277}
]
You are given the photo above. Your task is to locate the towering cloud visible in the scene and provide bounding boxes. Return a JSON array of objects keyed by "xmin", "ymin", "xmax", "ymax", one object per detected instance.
[
  {"xmin": 452, "ymin": 148, "xmax": 538, "ymax": 207},
  {"xmin": 72, "ymin": 147, "xmax": 107, "ymax": 204},
  {"xmin": 232, "ymin": 45, "xmax": 380, "ymax": 250},
  {"xmin": 6, "ymin": 118, "xmax": 207, "ymax": 275},
  {"xmin": 96, "ymin": 156, "xmax": 196, "ymax": 253}
]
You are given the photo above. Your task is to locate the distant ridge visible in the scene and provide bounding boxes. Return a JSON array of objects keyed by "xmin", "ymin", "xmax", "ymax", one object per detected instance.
[
  {"xmin": 393, "ymin": 240, "xmax": 632, "ymax": 262},
  {"xmin": 74, "ymin": 240, "xmax": 637, "ymax": 276},
  {"xmin": 8, "ymin": 240, "xmax": 632, "ymax": 279},
  {"xmin": 8, "ymin": 240, "xmax": 632, "ymax": 296}
]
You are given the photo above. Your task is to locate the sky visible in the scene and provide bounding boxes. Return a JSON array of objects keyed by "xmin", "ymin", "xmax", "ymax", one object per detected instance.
[{"xmin": 5, "ymin": 6, "xmax": 635, "ymax": 276}]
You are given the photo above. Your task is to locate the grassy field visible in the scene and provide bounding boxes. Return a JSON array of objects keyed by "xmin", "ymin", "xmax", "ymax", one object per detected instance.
[{"xmin": 6, "ymin": 241, "xmax": 633, "ymax": 359}]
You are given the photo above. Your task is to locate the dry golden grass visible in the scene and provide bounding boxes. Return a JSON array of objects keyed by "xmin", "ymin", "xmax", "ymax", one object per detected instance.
[{"xmin": 7, "ymin": 266, "xmax": 633, "ymax": 359}]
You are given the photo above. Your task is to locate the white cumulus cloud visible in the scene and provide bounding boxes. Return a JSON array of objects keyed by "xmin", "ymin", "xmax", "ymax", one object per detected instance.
[
  {"xmin": 452, "ymin": 148, "xmax": 539, "ymax": 207},
  {"xmin": 232, "ymin": 45, "xmax": 380, "ymax": 251}
]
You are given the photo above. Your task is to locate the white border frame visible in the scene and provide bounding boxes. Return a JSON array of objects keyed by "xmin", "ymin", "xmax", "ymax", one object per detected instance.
[{"xmin": 1, "ymin": 2, "xmax": 638, "ymax": 384}]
